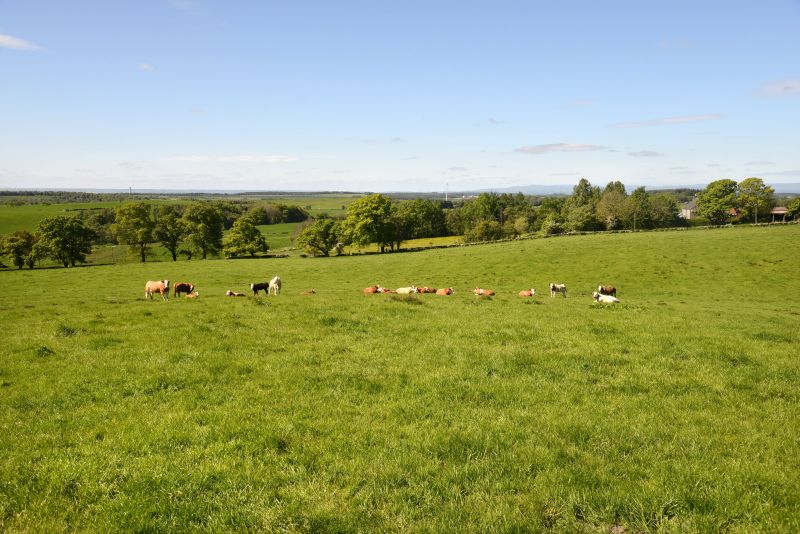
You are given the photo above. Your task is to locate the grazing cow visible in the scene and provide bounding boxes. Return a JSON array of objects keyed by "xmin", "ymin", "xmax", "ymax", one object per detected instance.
[
  {"xmin": 474, "ymin": 287, "xmax": 495, "ymax": 296},
  {"xmin": 592, "ymin": 291, "xmax": 620, "ymax": 303},
  {"xmin": 597, "ymin": 285, "xmax": 617, "ymax": 297},
  {"xmin": 436, "ymin": 287, "xmax": 454, "ymax": 296},
  {"xmin": 269, "ymin": 275, "xmax": 282, "ymax": 296},
  {"xmin": 549, "ymin": 283, "xmax": 567, "ymax": 298},
  {"xmin": 226, "ymin": 290, "xmax": 246, "ymax": 297},
  {"xmin": 185, "ymin": 291, "xmax": 200, "ymax": 299},
  {"xmin": 145, "ymin": 280, "xmax": 169, "ymax": 300},
  {"xmin": 518, "ymin": 288, "xmax": 536, "ymax": 297},
  {"xmin": 363, "ymin": 285, "xmax": 380, "ymax": 295},
  {"xmin": 250, "ymin": 282, "xmax": 269, "ymax": 296},
  {"xmin": 396, "ymin": 286, "xmax": 418, "ymax": 295},
  {"xmin": 173, "ymin": 282, "xmax": 194, "ymax": 297}
]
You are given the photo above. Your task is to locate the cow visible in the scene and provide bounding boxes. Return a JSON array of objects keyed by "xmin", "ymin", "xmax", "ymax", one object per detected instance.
[
  {"xmin": 269, "ymin": 275, "xmax": 282, "ymax": 296},
  {"xmin": 418, "ymin": 286, "xmax": 437, "ymax": 294},
  {"xmin": 173, "ymin": 282, "xmax": 194, "ymax": 297},
  {"xmin": 395, "ymin": 286, "xmax": 418, "ymax": 295},
  {"xmin": 250, "ymin": 282, "xmax": 269, "ymax": 296},
  {"xmin": 436, "ymin": 287, "xmax": 454, "ymax": 296},
  {"xmin": 474, "ymin": 287, "xmax": 495, "ymax": 296},
  {"xmin": 597, "ymin": 285, "xmax": 617, "ymax": 297},
  {"xmin": 592, "ymin": 291, "xmax": 620, "ymax": 303},
  {"xmin": 518, "ymin": 288, "xmax": 536, "ymax": 297},
  {"xmin": 145, "ymin": 280, "xmax": 169, "ymax": 300},
  {"xmin": 549, "ymin": 283, "xmax": 567, "ymax": 298},
  {"xmin": 379, "ymin": 288, "xmax": 397, "ymax": 294},
  {"xmin": 226, "ymin": 290, "xmax": 246, "ymax": 297},
  {"xmin": 301, "ymin": 289, "xmax": 316, "ymax": 295},
  {"xmin": 363, "ymin": 285, "xmax": 380, "ymax": 295},
  {"xmin": 185, "ymin": 291, "xmax": 200, "ymax": 299}
]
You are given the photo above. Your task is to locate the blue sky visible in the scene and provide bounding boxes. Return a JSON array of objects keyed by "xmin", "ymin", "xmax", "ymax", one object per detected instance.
[{"xmin": 1, "ymin": 0, "xmax": 799, "ymax": 191}]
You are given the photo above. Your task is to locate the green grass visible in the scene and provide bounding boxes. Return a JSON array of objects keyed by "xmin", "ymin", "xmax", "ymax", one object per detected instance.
[{"xmin": 1, "ymin": 225, "xmax": 799, "ymax": 531}]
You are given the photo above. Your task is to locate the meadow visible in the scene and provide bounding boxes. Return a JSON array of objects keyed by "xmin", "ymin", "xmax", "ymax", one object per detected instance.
[{"xmin": 1, "ymin": 225, "xmax": 799, "ymax": 532}]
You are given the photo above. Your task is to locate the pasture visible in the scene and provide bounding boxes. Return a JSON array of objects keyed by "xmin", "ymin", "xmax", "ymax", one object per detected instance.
[{"xmin": 1, "ymin": 226, "xmax": 799, "ymax": 532}]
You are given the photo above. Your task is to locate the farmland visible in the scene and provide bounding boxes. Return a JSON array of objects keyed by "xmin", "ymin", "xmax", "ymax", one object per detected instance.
[{"xmin": 1, "ymin": 225, "xmax": 799, "ymax": 531}]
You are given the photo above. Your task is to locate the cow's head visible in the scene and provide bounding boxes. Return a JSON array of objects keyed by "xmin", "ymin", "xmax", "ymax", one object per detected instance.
[{"xmin": 163, "ymin": 280, "xmax": 170, "ymax": 289}]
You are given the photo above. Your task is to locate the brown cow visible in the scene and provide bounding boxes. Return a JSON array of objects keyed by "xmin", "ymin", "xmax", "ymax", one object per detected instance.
[
  {"xmin": 474, "ymin": 287, "xmax": 495, "ymax": 296},
  {"xmin": 379, "ymin": 288, "xmax": 397, "ymax": 294},
  {"xmin": 363, "ymin": 285, "xmax": 380, "ymax": 295},
  {"xmin": 518, "ymin": 288, "xmax": 536, "ymax": 297},
  {"xmin": 436, "ymin": 287, "xmax": 454, "ymax": 295},
  {"xmin": 417, "ymin": 286, "xmax": 437, "ymax": 294},
  {"xmin": 597, "ymin": 285, "xmax": 617, "ymax": 297},
  {"xmin": 145, "ymin": 280, "xmax": 169, "ymax": 300},
  {"xmin": 173, "ymin": 282, "xmax": 194, "ymax": 297}
]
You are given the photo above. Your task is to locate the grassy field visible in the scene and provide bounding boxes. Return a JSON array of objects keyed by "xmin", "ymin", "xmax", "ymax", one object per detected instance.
[{"xmin": 1, "ymin": 225, "xmax": 799, "ymax": 531}]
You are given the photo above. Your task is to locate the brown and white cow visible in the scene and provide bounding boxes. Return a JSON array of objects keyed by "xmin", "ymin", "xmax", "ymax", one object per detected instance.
[
  {"xmin": 185, "ymin": 291, "xmax": 200, "ymax": 299},
  {"xmin": 592, "ymin": 291, "xmax": 620, "ymax": 303},
  {"xmin": 436, "ymin": 287, "xmax": 454, "ymax": 296},
  {"xmin": 418, "ymin": 286, "xmax": 437, "ymax": 294},
  {"xmin": 597, "ymin": 285, "xmax": 617, "ymax": 297},
  {"xmin": 549, "ymin": 283, "xmax": 567, "ymax": 298},
  {"xmin": 363, "ymin": 285, "xmax": 380, "ymax": 295},
  {"xmin": 173, "ymin": 282, "xmax": 194, "ymax": 297},
  {"xmin": 474, "ymin": 287, "xmax": 495, "ymax": 296},
  {"xmin": 145, "ymin": 280, "xmax": 169, "ymax": 300},
  {"xmin": 518, "ymin": 288, "xmax": 536, "ymax": 297},
  {"xmin": 226, "ymin": 290, "xmax": 246, "ymax": 297}
]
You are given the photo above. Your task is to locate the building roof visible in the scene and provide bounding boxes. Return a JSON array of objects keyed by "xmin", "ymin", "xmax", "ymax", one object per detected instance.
[{"xmin": 771, "ymin": 206, "xmax": 788, "ymax": 214}]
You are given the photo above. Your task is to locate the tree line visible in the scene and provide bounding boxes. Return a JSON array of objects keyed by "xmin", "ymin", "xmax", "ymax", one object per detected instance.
[{"xmin": 0, "ymin": 201, "xmax": 309, "ymax": 269}]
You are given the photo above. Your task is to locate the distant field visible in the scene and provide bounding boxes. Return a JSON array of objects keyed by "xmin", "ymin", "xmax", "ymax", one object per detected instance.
[{"xmin": 1, "ymin": 226, "xmax": 799, "ymax": 531}]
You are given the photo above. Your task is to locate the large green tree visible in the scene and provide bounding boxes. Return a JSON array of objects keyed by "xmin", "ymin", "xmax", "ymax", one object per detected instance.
[
  {"xmin": 626, "ymin": 187, "xmax": 652, "ymax": 230},
  {"xmin": 1, "ymin": 230, "xmax": 37, "ymax": 269},
  {"xmin": 182, "ymin": 203, "xmax": 224, "ymax": 259},
  {"xmin": 223, "ymin": 217, "xmax": 269, "ymax": 258},
  {"xmin": 596, "ymin": 184, "xmax": 628, "ymax": 230},
  {"xmin": 697, "ymin": 179, "xmax": 738, "ymax": 225},
  {"xmin": 787, "ymin": 197, "xmax": 800, "ymax": 221},
  {"xmin": 737, "ymin": 177, "xmax": 774, "ymax": 223},
  {"xmin": 154, "ymin": 205, "xmax": 186, "ymax": 261},
  {"xmin": 34, "ymin": 215, "xmax": 95, "ymax": 267},
  {"xmin": 112, "ymin": 202, "xmax": 155, "ymax": 262},
  {"xmin": 341, "ymin": 194, "xmax": 395, "ymax": 252},
  {"xmin": 295, "ymin": 218, "xmax": 340, "ymax": 256},
  {"xmin": 650, "ymin": 192, "xmax": 681, "ymax": 227}
]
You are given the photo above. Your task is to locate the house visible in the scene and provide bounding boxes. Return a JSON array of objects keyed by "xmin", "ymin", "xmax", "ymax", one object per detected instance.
[
  {"xmin": 771, "ymin": 206, "xmax": 788, "ymax": 222},
  {"xmin": 680, "ymin": 199, "xmax": 698, "ymax": 219}
]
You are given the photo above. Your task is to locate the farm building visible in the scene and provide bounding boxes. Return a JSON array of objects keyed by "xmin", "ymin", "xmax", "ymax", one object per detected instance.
[
  {"xmin": 680, "ymin": 199, "xmax": 698, "ymax": 219},
  {"xmin": 771, "ymin": 206, "xmax": 788, "ymax": 221}
]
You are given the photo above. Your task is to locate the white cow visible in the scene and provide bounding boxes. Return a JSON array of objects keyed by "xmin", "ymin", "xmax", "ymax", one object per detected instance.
[
  {"xmin": 549, "ymin": 283, "xmax": 567, "ymax": 298},
  {"xmin": 592, "ymin": 291, "xmax": 619, "ymax": 303},
  {"xmin": 269, "ymin": 275, "xmax": 282, "ymax": 295},
  {"xmin": 395, "ymin": 286, "xmax": 418, "ymax": 295}
]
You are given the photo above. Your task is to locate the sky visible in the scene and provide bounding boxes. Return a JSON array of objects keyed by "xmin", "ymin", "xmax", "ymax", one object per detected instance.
[{"xmin": 1, "ymin": 0, "xmax": 799, "ymax": 192}]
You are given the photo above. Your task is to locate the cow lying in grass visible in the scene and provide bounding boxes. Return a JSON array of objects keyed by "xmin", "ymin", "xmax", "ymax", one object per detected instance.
[
  {"xmin": 145, "ymin": 280, "xmax": 169, "ymax": 300},
  {"xmin": 226, "ymin": 290, "xmax": 246, "ymax": 297},
  {"xmin": 474, "ymin": 287, "xmax": 495, "ymax": 296},
  {"xmin": 185, "ymin": 291, "xmax": 200, "ymax": 299},
  {"xmin": 592, "ymin": 291, "xmax": 620, "ymax": 303},
  {"xmin": 395, "ymin": 286, "xmax": 418, "ymax": 295},
  {"xmin": 436, "ymin": 287, "xmax": 454, "ymax": 295},
  {"xmin": 518, "ymin": 288, "xmax": 536, "ymax": 297}
]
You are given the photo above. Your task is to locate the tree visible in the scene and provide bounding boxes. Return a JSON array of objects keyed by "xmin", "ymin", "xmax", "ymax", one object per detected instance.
[
  {"xmin": 34, "ymin": 215, "xmax": 95, "ymax": 267},
  {"xmin": 1, "ymin": 230, "xmax": 36, "ymax": 269},
  {"xmin": 697, "ymin": 179, "xmax": 738, "ymax": 225},
  {"xmin": 112, "ymin": 202, "xmax": 155, "ymax": 262},
  {"xmin": 737, "ymin": 177, "xmax": 774, "ymax": 223},
  {"xmin": 154, "ymin": 205, "xmax": 186, "ymax": 261},
  {"xmin": 182, "ymin": 202, "xmax": 224, "ymax": 259},
  {"xmin": 464, "ymin": 220, "xmax": 504, "ymax": 242},
  {"xmin": 650, "ymin": 192, "xmax": 681, "ymax": 227},
  {"xmin": 295, "ymin": 218, "xmax": 341, "ymax": 256},
  {"xmin": 223, "ymin": 217, "xmax": 269, "ymax": 258},
  {"xmin": 626, "ymin": 187, "xmax": 652, "ymax": 230},
  {"xmin": 394, "ymin": 199, "xmax": 446, "ymax": 239},
  {"xmin": 596, "ymin": 185, "xmax": 628, "ymax": 230},
  {"xmin": 340, "ymin": 194, "xmax": 394, "ymax": 252},
  {"xmin": 787, "ymin": 197, "xmax": 800, "ymax": 221}
]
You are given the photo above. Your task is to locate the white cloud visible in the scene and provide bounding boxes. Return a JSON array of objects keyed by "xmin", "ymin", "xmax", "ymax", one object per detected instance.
[
  {"xmin": 628, "ymin": 150, "xmax": 664, "ymax": 157},
  {"xmin": 139, "ymin": 63, "xmax": 155, "ymax": 71},
  {"xmin": 757, "ymin": 79, "xmax": 800, "ymax": 98},
  {"xmin": 0, "ymin": 33, "xmax": 41, "ymax": 51},
  {"xmin": 610, "ymin": 114, "xmax": 724, "ymax": 128},
  {"xmin": 169, "ymin": 154, "xmax": 297, "ymax": 163},
  {"xmin": 515, "ymin": 143, "xmax": 605, "ymax": 155}
]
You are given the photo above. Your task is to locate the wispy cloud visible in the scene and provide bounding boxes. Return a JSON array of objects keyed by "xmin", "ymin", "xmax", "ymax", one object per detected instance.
[
  {"xmin": 628, "ymin": 150, "xmax": 663, "ymax": 157},
  {"xmin": 762, "ymin": 169, "xmax": 800, "ymax": 177},
  {"xmin": 0, "ymin": 33, "xmax": 41, "ymax": 51},
  {"xmin": 745, "ymin": 160, "xmax": 773, "ymax": 166},
  {"xmin": 756, "ymin": 79, "xmax": 800, "ymax": 98},
  {"xmin": 169, "ymin": 154, "xmax": 296, "ymax": 163},
  {"xmin": 515, "ymin": 143, "xmax": 605, "ymax": 155},
  {"xmin": 139, "ymin": 63, "xmax": 155, "ymax": 71},
  {"xmin": 610, "ymin": 114, "xmax": 724, "ymax": 128}
]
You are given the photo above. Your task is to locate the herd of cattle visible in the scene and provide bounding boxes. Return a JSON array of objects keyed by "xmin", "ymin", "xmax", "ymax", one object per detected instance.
[{"xmin": 145, "ymin": 277, "xmax": 620, "ymax": 303}]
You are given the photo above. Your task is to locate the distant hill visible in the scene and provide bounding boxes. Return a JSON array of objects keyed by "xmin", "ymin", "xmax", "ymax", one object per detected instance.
[{"xmin": 475, "ymin": 182, "xmax": 800, "ymax": 195}]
